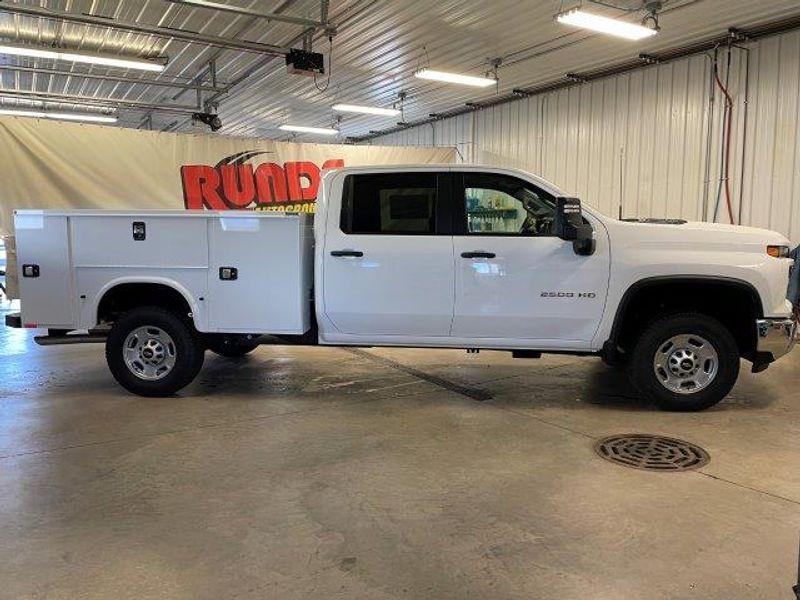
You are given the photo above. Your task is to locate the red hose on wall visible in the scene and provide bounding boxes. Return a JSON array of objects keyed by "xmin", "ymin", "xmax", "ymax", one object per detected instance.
[{"xmin": 714, "ymin": 69, "xmax": 736, "ymax": 225}]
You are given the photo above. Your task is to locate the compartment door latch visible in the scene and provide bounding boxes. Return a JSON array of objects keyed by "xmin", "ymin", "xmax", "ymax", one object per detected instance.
[
  {"xmin": 132, "ymin": 221, "xmax": 146, "ymax": 241},
  {"xmin": 219, "ymin": 267, "xmax": 238, "ymax": 281},
  {"xmin": 22, "ymin": 264, "xmax": 40, "ymax": 278}
]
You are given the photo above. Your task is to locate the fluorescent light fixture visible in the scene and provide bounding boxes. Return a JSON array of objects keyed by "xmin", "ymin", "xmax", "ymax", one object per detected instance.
[
  {"xmin": 0, "ymin": 42, "xmax": 166, "ymax": 72},
  {"xmin": 332, "ymin": 103, "xmax": 401, "ymax": 117},
  {"xmin": 0, "ymin": 108, "xmax": 117, "ymax": 123},
  {"xmin": 415, "ymin": 68, "xmax": 496, "ymax": 88},
  {"xmin": 556, "ymin": 9, "xmax": 657, "ymax": 40},
  {"xmin": 0, "ymin": 109, "xmax": 47, "ymax": 119},
  {"xmin": 47, "ymin": 112, "xmax": 118, "ymax": 123},
  {"xmin": 279, "ymin": 124, "xmax": 339, "ymax": 135}
]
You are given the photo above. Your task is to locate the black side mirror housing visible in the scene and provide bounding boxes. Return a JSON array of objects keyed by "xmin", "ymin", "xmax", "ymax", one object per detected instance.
[
  {"xmin": 572, "ymin": 223, "xmax": 596, "ymax": 256},
  {"xmin": 554, "ymin": 197, "xmax": 596, "ymax": 256}
]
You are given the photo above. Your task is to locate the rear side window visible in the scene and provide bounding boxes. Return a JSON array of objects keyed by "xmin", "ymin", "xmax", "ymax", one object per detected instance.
[{"xmin": 340, "ymin": 173, "xmax": 438, "ymax": 235}]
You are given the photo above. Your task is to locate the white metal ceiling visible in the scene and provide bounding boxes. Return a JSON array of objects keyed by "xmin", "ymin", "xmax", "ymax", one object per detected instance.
[{"xmin": 1, "ymin": 0, "xmax": 799, "ymax": 139}]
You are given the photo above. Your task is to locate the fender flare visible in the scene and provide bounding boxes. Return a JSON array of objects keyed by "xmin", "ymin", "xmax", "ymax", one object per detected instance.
[
  {"xmin": 606, "ymin": 275, "xmax": 764, "ymax": 348},
  {"xmin": 91, "ymin": 276, "xmax": 202, "ymax": 328}
]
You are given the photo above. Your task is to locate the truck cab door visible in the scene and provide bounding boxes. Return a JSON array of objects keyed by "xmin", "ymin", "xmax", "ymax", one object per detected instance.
[
  {"xmin": 450, "ymin": 171, "xmax": 610, "ymax": 347},
  {"xmin": 320, "ymin": 171, "xmax": 454, "ymax": 338}
]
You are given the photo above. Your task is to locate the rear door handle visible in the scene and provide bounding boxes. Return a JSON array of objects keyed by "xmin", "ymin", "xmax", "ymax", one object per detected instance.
[
  {"xmin": 461, "ymin": 251, "xmax": 496, "ymax": 259},
  {"xmin": 330, "ymin": 249, "xmax": 364, "ymax": 257}
]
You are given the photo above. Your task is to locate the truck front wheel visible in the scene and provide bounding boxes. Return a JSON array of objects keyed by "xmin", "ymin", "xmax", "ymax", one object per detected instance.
[
  {"xmin": 106, "ymin": 306, "xmax": 204, "ymax": 397},
  {"xmin": 628, "ymin": 312, "xmax": 739, "ymax": 411}
]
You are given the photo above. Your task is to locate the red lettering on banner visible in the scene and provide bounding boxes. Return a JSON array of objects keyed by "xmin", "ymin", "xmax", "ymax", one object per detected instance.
[
  {"xmin": 220, "ymin": 164, "xmax": 256, "ymax": 208},
  {"xmin": 285, "ymin": 161, "xmax": 320, "ymax": 201},
  {"xmin": 322, "ymin": 158, "xmax": 345, "ymax": 169},
  {"xmin": 180, "ymin": 157, "xmax": 344, "ymax": 210},
  {"xmin": 181, "ymin": 165, "xmax": 226, "ymax": 209},
  {"xmin": 254, "ymin": 163, "xmax": 289, "ymax": 204}
]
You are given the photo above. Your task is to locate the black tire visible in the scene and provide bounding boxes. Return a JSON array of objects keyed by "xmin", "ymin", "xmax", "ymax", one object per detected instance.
[
  {"xmin": 205, "ymin": 335, "xmax": 261, "ymax": 358},
  {"xmin": 627, "ymin": 312, "xmax": 739, "ymax": 411},
  {"xmin": 106, "ymin": 306, "xmax": 204, "ymax": 397}
]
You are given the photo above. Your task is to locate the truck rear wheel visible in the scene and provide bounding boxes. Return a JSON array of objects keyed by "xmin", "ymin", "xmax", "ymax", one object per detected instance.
[
  {"xmin": 106, "ymin": 306, "xmax": 204, "ymax": 397},
  {"xmin": 627, "ymin": 312, "xmax": 739, "ymax": 411},
  {"xmin": 206, "ymin": 335, "xmax": 261, "ymax": 358}
]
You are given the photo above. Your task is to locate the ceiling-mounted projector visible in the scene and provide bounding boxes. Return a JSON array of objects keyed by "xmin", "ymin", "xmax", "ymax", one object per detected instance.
[{"xmin": 286, "ymin": 48, "xmax": 325, "ymax": 77}]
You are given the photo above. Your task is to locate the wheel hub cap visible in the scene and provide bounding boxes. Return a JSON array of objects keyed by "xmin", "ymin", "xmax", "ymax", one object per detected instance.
[
  {"xmin": 123, "ymin": 326, "xmax": 177, "ymax": 381},
  {"xmin": 653, "ymin": 334, "xmax": 718, "ymax": 394}
]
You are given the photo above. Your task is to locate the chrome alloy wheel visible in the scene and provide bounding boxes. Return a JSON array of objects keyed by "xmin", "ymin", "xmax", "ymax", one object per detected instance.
[
  {"xmin": 652, "ymin": 334, "xmax": 719, "ymax": 395},
  {"xmin": 123, "ymin": 326, "xmax": 177, "ymax": 381}
]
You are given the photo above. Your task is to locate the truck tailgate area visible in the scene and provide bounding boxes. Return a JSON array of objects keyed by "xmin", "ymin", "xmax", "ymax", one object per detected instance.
[{"xmin": 13, "ymin": 210, "xmax": 313, "ymax": 334}]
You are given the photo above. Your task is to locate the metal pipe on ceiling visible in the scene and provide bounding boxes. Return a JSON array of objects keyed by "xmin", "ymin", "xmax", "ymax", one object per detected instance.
[
  {"xmin": 145, "ymin": 0, "xmax": 312, "ymax": 130},
  {"xmin": 163, "ymin": 0, "xmax": 327, "ymax": 29},
  {"xmin": 160, "ymin": 0, "xmax": 344, "ymax": 132},
  {"xmin": 0, "ymin": 65, "xmax": 227, "ymax": 93},
  {"xmin": 0, "ymin": 3, "xmax": 290, "ymax": 55},
  {"xmin": 585, "ymin": 0, "xmax": 640, "ymax": 10},
  {"xmin": 105, "ymin": 0, "xmax": 332, "ymax": 129},
  {"xmin": 0, "ymin": 89, "xmax": 200, "ymax": 114}
]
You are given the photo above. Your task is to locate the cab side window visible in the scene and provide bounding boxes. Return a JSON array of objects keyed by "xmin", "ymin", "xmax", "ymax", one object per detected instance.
[
  {"xmin": 462, "ymin": 173, "xmax": 556, "ymax": 236},
  {"xmin": 341, "ymin": 173, "xmax": 439, "ymax": 235}
]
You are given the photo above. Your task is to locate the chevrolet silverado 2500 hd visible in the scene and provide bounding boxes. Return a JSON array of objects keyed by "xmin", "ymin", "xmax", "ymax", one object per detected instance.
[{"xmin": 5, "ymin": 165, "xmax": 797, "ymax": 410}]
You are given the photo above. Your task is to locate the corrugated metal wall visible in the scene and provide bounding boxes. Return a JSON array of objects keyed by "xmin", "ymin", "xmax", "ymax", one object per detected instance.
[{"xmin": 369, "ymin": 29, "xmax": 800, "ymax": 243}]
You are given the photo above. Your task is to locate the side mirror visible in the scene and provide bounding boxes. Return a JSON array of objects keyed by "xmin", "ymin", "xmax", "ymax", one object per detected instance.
[{"xmin": 554, "ymin": 197, "xmax": 596, "ymax": 256}]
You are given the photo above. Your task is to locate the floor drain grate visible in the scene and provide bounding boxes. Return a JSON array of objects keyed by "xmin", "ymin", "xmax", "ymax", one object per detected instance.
[{"xmin": 594, "ymin": 434, "xmax": 710, "ymax": 471}]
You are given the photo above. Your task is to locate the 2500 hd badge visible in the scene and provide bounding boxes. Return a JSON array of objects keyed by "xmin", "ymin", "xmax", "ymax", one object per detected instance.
[{"xmin": 541, "ymin": 291, "xmax": 597, "ymax": 298}]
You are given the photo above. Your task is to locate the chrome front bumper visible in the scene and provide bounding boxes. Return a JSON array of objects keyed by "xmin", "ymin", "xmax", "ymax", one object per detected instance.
[{"xmin": 756, "ymin": 318, "xmax": 797, "ymax": 362}]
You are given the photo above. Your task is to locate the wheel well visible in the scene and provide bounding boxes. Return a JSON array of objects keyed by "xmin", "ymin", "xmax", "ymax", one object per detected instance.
[
  {"xmin": 97, "ymin": 283, "xmax": 192, "ymax": 324},
  {"xmin": 609, "ymin": 278, "xmax": 762, "ymax": 361}
]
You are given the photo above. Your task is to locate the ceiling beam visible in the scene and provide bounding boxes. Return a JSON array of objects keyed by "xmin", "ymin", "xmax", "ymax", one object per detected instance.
[
  {"xmin": 163, "ymin": 0, "xmax": 326, "ymax": 29},
  {"xmin": 0, "ymin": 3, "xmax": 290, "ymax": 55},
  {"xmin": 0, "ymin": 64, "xmax": 227, "ymax": 92},
  {"xmin": 160, "ymin": 0, "xmax": 338, "ymax": 132},
  {"xmin": 0, "ymin": 88, "xmax": 200, "ymax": 114}
]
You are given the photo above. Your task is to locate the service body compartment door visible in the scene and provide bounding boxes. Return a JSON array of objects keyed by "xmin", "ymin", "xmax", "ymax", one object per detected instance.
[
  {"xmin": 207, "ymin": 213, "xmax": 311, "ymax": 334},
  {"xmin": 71, "ymin": 215, "xmax": 208, "ymax": 268},
  {"xmin": 15, "ymin": 212, "xmax": 74, "ymax": 327}
]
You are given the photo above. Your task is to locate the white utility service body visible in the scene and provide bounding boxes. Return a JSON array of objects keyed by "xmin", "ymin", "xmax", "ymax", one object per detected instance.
[
  {"xmin": 7, "ymin": 165, "xmax": 797, "ymax": 410},
  {"xmin": 13, "ymin": 209, "xmax": 313, "ymax": 335}
]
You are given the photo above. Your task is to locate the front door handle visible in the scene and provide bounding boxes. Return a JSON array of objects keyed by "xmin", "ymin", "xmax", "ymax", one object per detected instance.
[
  {"xmin": 461, "ymin": 251, "xmax": 496, "ymax": 259},
  {"xmin": 330, "ymin": 249, "xmax": 364, "ymax": 257}
]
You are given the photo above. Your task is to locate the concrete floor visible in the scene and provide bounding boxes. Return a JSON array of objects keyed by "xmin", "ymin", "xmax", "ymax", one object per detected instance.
[{"xmin": 1, "ymin": 309, "xmax": 799, "ymax": 600}]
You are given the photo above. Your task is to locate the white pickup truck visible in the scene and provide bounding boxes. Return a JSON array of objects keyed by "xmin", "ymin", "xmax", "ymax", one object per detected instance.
[{"xmin": 5, "ymin": 165, "xmax": 797, "ymax": 410}]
